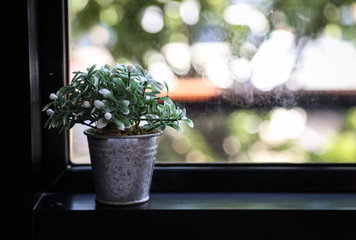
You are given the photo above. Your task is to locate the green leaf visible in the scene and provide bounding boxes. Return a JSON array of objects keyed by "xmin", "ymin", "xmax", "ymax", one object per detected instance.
[
  {"xmin": 181, "ymin": 118, "xmax": 194, "ymax": 128},
  {"xmin": 156, "ymin": 103, "xmax": 164, "ymax": 112},
  {"xmin": 63, "ymin": 113, "xmax": 68, "ymax": 127},
  {"xmin": 163, "ymin": 99, "xmax": 176, "ymax": 116},
  {"xmin": 116, "ymin": 115, "xmax": 131, "ymax": 127},
  {"xmin": 71, "ymin": 72, "xmax": 82, "ymax": 83},
  {"xmin": 58, "ymin": 125, "xmax": 66, "ymax": 134},
  {"xmin": 179, "ymin": 108, "xmax": 187, "ymax": 118},
  {"xmin": 130, "ymin": 81, "xmax": 139, "ymax": 91},
  {"xmin": 145, "ymin": 91, "xmax": 160, "ymax": 97},
  {"xmin": 112, "ymin": 76, "xmax": 126, "ymax": 89},
  {"xmin": 142, "ymin": 123, "xmax": 153, "ymax": 130},
  {"xmin": 61, "ymin": 86, "xmax": 76, "ymax": 95},
  {"xmin": 112, "ymin": 118, "xmax": 125, "ymax": 130},
  {"xmin": 164, "ymin": 80, "xmax": 169, "ymax": 95},
  {"xmin": 159, "ymin": 122, "xmax": 167, "ymax": 131},
  {"xmin": 145, "ymin": 98, "xmax": 156, "ymax": 105},
  {"xmin": 149, "ymin": 79, "xmax": 164, "ymax": 91},
  {"xmin": 128, "ymin": 93, "xmax": 137, "ymax": 104},
  {"xmin": 42, "ymin": 102, "xmax": 54, "ymax": 112},
  {"xmin": 117, "ymin": 101, "xmax": 129, "ymax": 115},
  {"xmin": 113, "ymin": 64, "xmax": 125, "ymax": 71},
  {"xmin": 135, "ymin": 64, "xmax": 145, "ymax": 75},
  {"xmin": 88, "ymin": 64, "xmax": 97, "ymax": 73},
  {"xmin": 163, "ymin": 97, "xmax": 173, "ymax": 105},
  {"xmin": 44, "ymin": 117, "xmax": 52, "ymax": 129},
  {"xmin": 154, "ymin": 81, "xmax": 164, "ymax": 91},
  {"xmin": 137, "ymin": 98, "xmax": 144, "ymax": 107},
  {"xmin": 171, "ymin": 123, "xmax": 182, "ymax": 132},
  {"xmin": 159, "ymin": 96, "xmax": 170, "ymax": 101}
]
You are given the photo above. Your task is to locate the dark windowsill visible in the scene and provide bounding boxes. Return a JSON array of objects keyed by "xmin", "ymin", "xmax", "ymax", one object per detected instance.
[
  {"xmin": 33, "ymin": 165, "xmax": 356, "ymax": 239},
  {"xmin": 35, "ymin": 191, "xmax": 356, "ymax": 211},
  {"xmin": 33, "ymin": 191, "xmax": 356, "ymax": 239}
]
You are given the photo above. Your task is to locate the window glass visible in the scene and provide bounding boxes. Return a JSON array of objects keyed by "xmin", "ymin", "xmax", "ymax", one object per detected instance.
[{"xmin": 69, "ymin": 0, "xmax": 356, "ymax": 164}]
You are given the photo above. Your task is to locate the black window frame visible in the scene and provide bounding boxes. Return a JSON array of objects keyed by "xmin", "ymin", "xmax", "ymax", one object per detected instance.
[{"xmin": 30, "ymin": 0, "xmax": 356, "ymax": 194}]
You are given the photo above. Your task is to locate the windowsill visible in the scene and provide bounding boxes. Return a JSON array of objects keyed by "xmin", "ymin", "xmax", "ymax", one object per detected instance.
[
  {"xmin": 33, "ymin": 191, "xmax": 356, "ymax": 238},
  {"xmin": 33, "ymin": 166, "xmax": 356, "ymax": 238},
  {"xmin": 34, "ymin": 192, "xmax": 356, "ymax": 211}
]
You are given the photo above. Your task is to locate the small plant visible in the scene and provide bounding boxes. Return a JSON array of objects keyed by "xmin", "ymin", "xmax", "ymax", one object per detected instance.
[{"xmin": 43, "ymin": 63, "xmax": 194, "ymax": 135}]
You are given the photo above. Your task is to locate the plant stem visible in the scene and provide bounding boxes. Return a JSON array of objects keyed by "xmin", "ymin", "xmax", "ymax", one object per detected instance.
[{"xmin": 134, "ymin": 118, "xmax": 178, "ymax": 122}]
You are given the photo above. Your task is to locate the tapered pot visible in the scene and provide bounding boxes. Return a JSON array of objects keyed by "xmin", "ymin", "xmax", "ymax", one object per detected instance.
[{"xmin": 84, "ymin": 129, "xmax": 161, "ymax": 206}]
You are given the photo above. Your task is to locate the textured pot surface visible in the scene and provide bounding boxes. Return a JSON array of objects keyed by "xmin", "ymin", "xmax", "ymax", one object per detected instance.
[{"xmin": 84, "ymin": 129, "xmax": 161, "ymax": 205}]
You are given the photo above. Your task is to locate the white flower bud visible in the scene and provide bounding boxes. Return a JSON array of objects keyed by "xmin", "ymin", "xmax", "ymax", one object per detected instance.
[
  {"xmin": 123, "ymin": 109, "xmax": 130, "ymax": 115},
  {"xmin": 117, "ymin": 123, "xmax": 125, "ymax": 131},
  {"xmin": 122, "ymin": 100, "xmax": 130, "ymax": 106},
  {"xmin": 49, "ymin": 93, "xmax": 58, "ymax": 100},
  {"xmin": 99, "ymin": 88, "xmax": 111, "ymax": 98},
  {"xmin": 82, "ymin": 101, "xmax": 91, "ymax": 108},
  {"xmin": 126, "ymin": 64, "xmax": 134, "ymax": 72},
  {"xmin": 46, "ymin": 109, "xmax": 54, "ymax": 116},
  {"xmin": 104, "ymin": 112, "xmax": 112, "ymax": 120},
  {"xmin": 94, "ymin": 100, "xmax": 105, "ymax": 110}
]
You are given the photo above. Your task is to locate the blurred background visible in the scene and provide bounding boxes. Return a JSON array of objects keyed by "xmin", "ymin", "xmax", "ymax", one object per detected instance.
[{"xmin": 69, "ymin": 0, "xmax": 356, "ymax": 164}]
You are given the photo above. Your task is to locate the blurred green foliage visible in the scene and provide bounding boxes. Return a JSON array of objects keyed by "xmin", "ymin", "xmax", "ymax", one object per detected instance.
[
  {"xmin": 70, "ymin": 0, "xmax": 356, "ymax": 66},
  {"xmin": 157, "ymin": 108, "xmax": 356, "ymax": 163},
  {"xmin": 157, "ymin": 124, "xmax": 216, "ymax": 162},
  {"xmin": 274, "ymin": 0, "xmax": 356, "ymax": 40},
  {"xmin": 310, "ymin": 108, "xmax": 356, "ymax": 162}
]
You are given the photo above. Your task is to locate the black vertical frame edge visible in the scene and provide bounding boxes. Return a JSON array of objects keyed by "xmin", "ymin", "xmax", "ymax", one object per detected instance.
[{"xmin": 31, "ymin": 0, "xmax": 70, "ymax": 192}]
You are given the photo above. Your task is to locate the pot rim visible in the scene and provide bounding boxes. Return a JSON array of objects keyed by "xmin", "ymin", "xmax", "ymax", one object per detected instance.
[{"xmin": 83, "ymin": 128, "xmax": 162, "ymax": 139}]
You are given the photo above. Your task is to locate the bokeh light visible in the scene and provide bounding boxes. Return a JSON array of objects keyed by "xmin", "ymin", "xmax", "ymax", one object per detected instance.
[
  {"xmin": 259, "ymin": 108, "xmax": 307, "ymax": 146},
  {"xmin": 224, "ymin": 3, "xmax": 269, "ymax": 36},
  {"xmin": 179, "ymin": 0, "xmax": 200, "ymax": 25},
  {"xmin": 162, "ymin": 42, "xmax": 191, "ymax": 75},
  {"xmin": 251, "ymin": 30, "xmax": 296, "ymax": 91},
  {"xmin": 141, "ymin": 6, "xmax": 164, "ymax": 34}
]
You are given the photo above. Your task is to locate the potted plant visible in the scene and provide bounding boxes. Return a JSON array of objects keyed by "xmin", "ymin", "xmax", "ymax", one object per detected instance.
[{"xmin": 43, "ymin": 63, "xmax": 194, "ymax": 205}]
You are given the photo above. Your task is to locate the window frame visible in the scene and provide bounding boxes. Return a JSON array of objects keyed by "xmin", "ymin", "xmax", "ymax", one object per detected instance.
[{"xmin": 32, "ymin": 0, "xmax": 356, "ymax": 193}]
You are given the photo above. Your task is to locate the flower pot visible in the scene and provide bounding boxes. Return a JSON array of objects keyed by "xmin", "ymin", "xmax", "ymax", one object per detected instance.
[{"xmin": 84, "ymin": 129, "xmax": 162, "ymax": 206}]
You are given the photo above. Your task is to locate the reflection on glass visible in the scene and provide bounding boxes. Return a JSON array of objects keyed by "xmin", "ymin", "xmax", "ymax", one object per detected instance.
[{"xmin": 69, "ymin": 0, "xmax": 356, "ymax": 164}]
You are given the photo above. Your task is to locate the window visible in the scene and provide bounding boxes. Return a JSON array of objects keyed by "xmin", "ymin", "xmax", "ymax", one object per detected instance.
[
  {"xmin": 69, "ymin": 0, "xmax": 356, "ymax": 165},
  {"xmin": 29, "ymin": 0, "xmax": 356, "ymax": 195}
]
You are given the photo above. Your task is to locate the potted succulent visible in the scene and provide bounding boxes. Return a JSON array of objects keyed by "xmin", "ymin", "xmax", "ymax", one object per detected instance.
[{"xmin": 43, "ymin": 63, "xmax": 193, "ymax": 205}]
